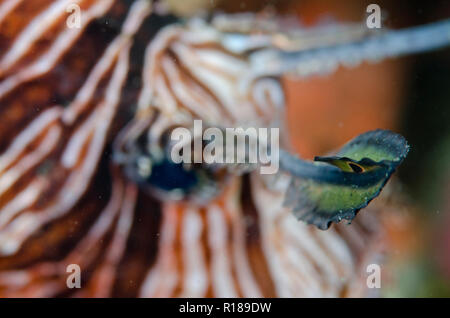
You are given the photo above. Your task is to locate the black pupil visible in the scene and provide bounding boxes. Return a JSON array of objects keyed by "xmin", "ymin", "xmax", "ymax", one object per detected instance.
[
  {"xmin": 146, "ymin": 158, "xmax": 198, "ymax": 192},
  {"xmin": 348, "ymin": 163, "xmax": 363, "ymax": 173}
]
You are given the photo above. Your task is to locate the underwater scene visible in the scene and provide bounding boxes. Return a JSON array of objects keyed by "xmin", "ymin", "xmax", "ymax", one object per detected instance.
[{"xmin": 0, "ymin": 0, "xmax": 449, "ymax": 298}]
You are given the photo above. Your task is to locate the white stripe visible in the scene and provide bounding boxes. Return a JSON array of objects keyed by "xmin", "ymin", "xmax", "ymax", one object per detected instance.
[
  {"xmin": 0, "ymin": 107, "xmax": 61, "ymax": 174},
  {"xmin": 0, "ymin": 0, "xmax": 114, "ymax": 99},
  {"xmin": 207, "ymin": 205, "xmax": 238, "ymax": 297},
  {"xmin": 0, "ymin": 0, "xmax": 23, "ymax": 25},
  {"xmin": 0, "ymin": 40, "xmax": 131, "ymax": 256},
  {"xmin": 179, "ymin": 207, "xmax": 208, "ymax": 297},
  {"xmin": 161, "ymin": 56, "xmax": 223, "ymax": 122},
  {"xmin": 0, "ymin": 178, "xmax": 47, "ymax": 229},
  {"xmin": 0, "ymin": 0, "xmax": 81, "ymax": 72},
  {"xmin": 139, "ymin": 206, "xmax": 179, "ymax": 297},
  {"xmin": 225, "ymin": 199, "xmax": 263, "ymax": 297},
  {"xmin": 0, "ymin": 126, "xmax": 61, "ymax": 197}
]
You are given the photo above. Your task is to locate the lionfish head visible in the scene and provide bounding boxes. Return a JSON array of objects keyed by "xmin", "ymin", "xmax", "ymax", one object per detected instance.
[{"xmin": 113, "ymin": 18, "xmax": 285, "ymax": 203}]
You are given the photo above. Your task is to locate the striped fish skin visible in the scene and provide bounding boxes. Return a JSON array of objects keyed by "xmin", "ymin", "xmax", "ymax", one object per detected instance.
[{"xmin": 0, "ymin": 0, "xmax": 383, "ymax": 297}]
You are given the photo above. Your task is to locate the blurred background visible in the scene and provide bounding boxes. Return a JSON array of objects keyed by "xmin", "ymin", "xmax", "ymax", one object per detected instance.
[{"xmin": 167, "ymin": 0, "xmax": 450, "ymax": 297}]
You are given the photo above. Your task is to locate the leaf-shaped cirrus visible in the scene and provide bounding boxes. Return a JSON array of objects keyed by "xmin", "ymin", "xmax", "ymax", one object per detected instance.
[{"xmin": 280, "ymin": 129, "xmax": 409, "ymax": 230}]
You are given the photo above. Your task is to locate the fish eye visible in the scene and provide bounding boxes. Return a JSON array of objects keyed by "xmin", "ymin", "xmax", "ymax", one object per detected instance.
[
  {"xmin": 123, "ymin": 152, "xmax": 199, "ymax": 200},
  {"xmin": 119, "ymin": 127, "xmax": 226, "ymax": 204}
]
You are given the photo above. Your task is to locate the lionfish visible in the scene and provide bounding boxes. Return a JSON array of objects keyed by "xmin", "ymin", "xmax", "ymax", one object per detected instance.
[{"xmin": 0, "ymin": 0, "xmax": 448, "ymax": 297}]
